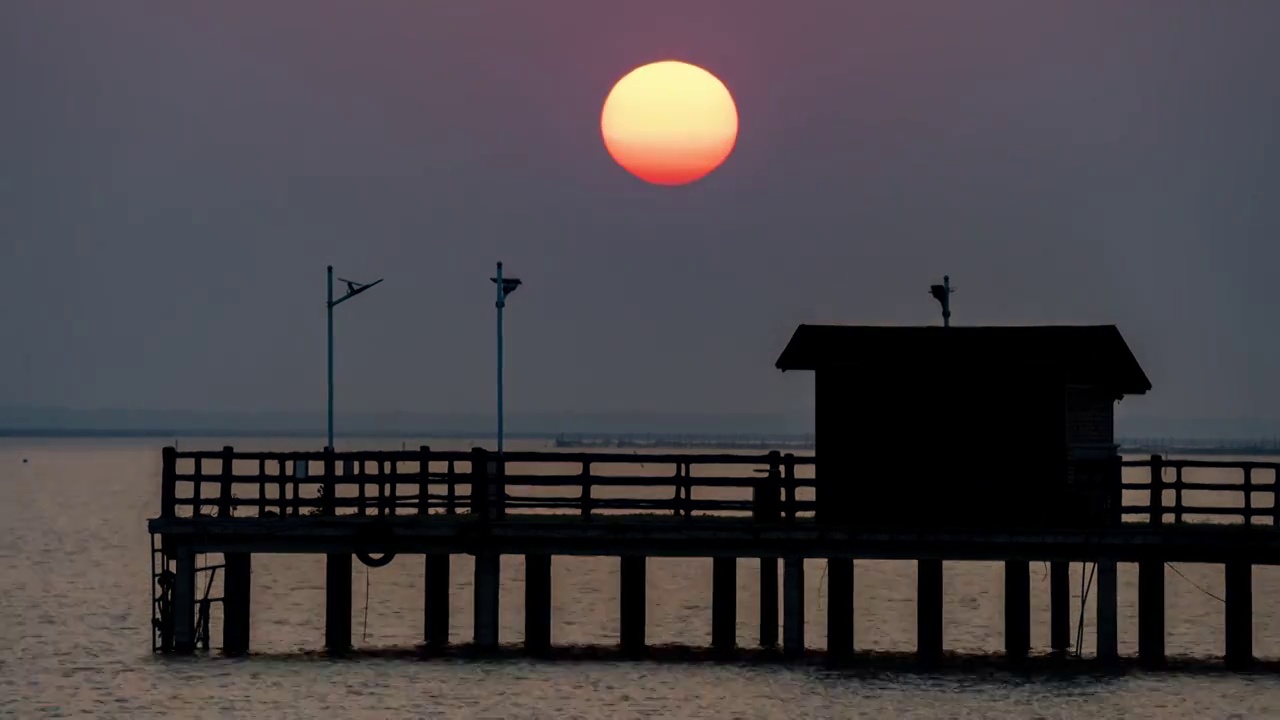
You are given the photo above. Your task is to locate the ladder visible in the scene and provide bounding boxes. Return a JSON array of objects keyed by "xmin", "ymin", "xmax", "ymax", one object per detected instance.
[{"xmin": 150, "ymin": 533, "xmax": 224, "ymax": 653}]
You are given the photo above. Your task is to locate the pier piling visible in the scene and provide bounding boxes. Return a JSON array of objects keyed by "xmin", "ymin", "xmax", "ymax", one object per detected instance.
[
  {"xmin": 473, "ymin": 553, "xmax": 501, "ymax": 650},
  {"xmin": 324, "ymin": 554, "xmax": 352, "ymax": 653},
  {"xmin": 711, "ymin": 557, "xmax": 737, "ymax": 653},
  {"xmin": 783, "ymin": 556, "xmax": 804, "ymax": 657},
  {"xmin": 525, "ymin": 554, "xmax": 552, "ymax": 654},
  {"xmin": 917, "ymin": 559, "xmax": 943, "ymax": 662},
  {"xmin": 173, "ymin": 547, "xmax": 196, "ymax": 654},
  {"xmin": 1096, "ymin": 560, "xmax": 1119, "ymax": 661},
  {"xmin": 222, "ymin": 553, "xmax": 251, "ymax": 656},
  {"xmin": 620, "ymin": 555, "xmax": 646, "ymax": 655},
  {"xmin": 1050, "ymin": 560, "xmax": 1070, "ymax": 655},
  {"xmin": 826, "ymin": 558, "xmax": 853, "ymax": 658},
  {"xmin": 759, "ymin": 558, "xmax": 778, "ymax": 649},
  {"xmin": 1004, "ymin": 560, "xmax": 1030, "ymax": 659},
  {"xmin": 1138, "ymin": 560, "xmax": 1166, "ymax": 665},
  {"xmin": 1225, "ymin": 561, "xmax": 1253, "ymax": 668},
  {"xmin": 423, "ymin": 554, "xmax": 450, "ymax": 649}
]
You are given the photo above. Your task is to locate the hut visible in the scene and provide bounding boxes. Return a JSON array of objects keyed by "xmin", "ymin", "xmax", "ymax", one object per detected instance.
[{"xmin": 775, "ymin": 325, "xmax": 1152, "ymax": 529}]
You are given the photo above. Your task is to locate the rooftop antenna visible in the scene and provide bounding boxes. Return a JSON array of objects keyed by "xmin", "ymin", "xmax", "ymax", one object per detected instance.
[{"xmin": 929, "ymin": 275, "xmax": 955, "ymax": 327}]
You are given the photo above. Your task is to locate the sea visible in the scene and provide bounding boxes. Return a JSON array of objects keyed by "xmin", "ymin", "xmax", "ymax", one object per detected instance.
[{"xmin": 3, "ymin": 437, "xmax": 1280, "ymax": 719}]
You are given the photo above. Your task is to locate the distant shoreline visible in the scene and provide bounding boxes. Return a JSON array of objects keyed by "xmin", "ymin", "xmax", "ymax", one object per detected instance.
[{"xmin": 3, "ymin": 428, "xmax": 1279, "ymax": 456}]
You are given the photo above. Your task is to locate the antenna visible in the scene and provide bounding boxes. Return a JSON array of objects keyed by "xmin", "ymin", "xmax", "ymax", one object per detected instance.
[{"xmin": 929, "ymin": 275, "xmax": 955, "ymax": 327}]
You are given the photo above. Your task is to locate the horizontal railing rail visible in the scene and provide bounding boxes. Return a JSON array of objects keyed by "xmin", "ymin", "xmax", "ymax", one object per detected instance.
[{"xmin": 156, "ymin": 448, "xmax": 1280, "ymax": 528}]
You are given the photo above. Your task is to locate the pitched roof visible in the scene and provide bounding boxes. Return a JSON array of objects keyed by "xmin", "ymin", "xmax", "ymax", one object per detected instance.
[{"xmin": 774, "ymin": 324, "xmax": 1152, "ymax": 395}]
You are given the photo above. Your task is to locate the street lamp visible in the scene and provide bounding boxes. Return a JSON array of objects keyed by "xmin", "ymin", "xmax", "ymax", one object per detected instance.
[
  {"xmin": 929, "ymin": 275, "xmax": 955, "ymax": 327},
  {"xmin": 327, "ymin": 265, "xmax": 384, "ymax": 451},
  {"xmin": 491, "ymin": 261, "xmax": 522, "ymax": 453}
]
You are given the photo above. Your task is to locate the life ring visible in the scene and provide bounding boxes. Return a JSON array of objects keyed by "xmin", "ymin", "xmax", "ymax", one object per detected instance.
[
  {"xmin": 356, "ymin": 550, "xmax": 396, "ymax": 568},
  {"xmin": 354, "ymin": 524, "xmax": 396, "ymax": 568}
]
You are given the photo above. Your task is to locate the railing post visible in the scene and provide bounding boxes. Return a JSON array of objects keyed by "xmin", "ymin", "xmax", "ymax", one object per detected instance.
[
  {"xmin": 581, "ymin": 461, "xmax": 593, "ymax": 519},
  {"xmin": 161, "ymin": 446, "xmax": 177, "ymax": 518},
  {"xmin": 323, "ymin": 448, "xmax": 336, "ymax": 516},
  {"xmin": 1149, "ymin": 454, "xmax": 1164, "ymax": 526},
  {"xmin": 218, "ymin": 446, "xmax": 234, "ymax": 518},
  {"xmin": 471, "ymin": 448, "xmax": 490, "ymax": 519},
  {"xmin": 754, "ymin": 451, "xmax": 781, "ymax": 523},
  {"xmin": 1109, "ymin": 454, "xmax": 1123, "ymax": 526},
  {"xmin": 493, "ymin": 452, "xmax": 506, "ymax": 520},
  {"xmin": 1174, "ymin": 465, "xmax": 1184, "ymax": 525},
  {"xmin": 418, "ymin": 446, "xmax": 431, "ymax": 515},
  {"xmin": 783, "ymin": 453, "xmax": 796, "ymax": 523},
  {"xmin": 1243, "ymin": 467, "xmax": 1253, "ymax": 524}
]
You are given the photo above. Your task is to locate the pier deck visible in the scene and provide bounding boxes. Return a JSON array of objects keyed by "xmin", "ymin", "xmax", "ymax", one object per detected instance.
[{"xmin": 147, "ymin": 447, "xmax": 1280, "ymax": 669}]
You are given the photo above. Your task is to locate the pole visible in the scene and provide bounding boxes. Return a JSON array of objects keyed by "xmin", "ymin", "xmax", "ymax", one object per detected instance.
[
  {"xmin": 327, "ymin": 265, "xmax": 334, "ymax": 451},
  {"xmin": 942, "ymin": 275, "xmax": 951, "ymax": 327},
  {"xmin": 495, "ymin": 261, "xmax": 504, "ymax": 454}
]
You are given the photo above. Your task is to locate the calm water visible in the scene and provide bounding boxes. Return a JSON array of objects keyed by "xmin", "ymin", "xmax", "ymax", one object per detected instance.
[{"xmin": 4, "ymin": 438, "xmax": 1280, "ymax": 718}]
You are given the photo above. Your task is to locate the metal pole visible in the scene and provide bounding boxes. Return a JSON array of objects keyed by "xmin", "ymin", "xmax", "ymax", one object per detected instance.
[
  {"xmin": 327, "ymin": 265, "xmax": 334, "ymax": 451},
  {"xmin": 496, "ymin": 261, "xmax": 504, "ymax": 454},
  {"xmin": 942, "ymin": 275, "xmax": 951, "ymax": 328}
]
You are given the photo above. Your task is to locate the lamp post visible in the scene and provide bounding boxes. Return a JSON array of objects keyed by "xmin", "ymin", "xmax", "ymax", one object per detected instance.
[
  {"xmin": 929, "ymin": 275, "xmax": 955, "ymax": 327},
  {"xmin": 326, "ymin": 265, "xmax": 384, "ymax": 450},
  {"xmin": 491, "ymin": 262, "xmax": 522, "ymax": 453}
]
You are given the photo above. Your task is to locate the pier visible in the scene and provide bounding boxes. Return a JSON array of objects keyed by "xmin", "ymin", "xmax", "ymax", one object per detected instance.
[{"xmin": 148, "ymin": 447, "xmax": 1280, "ymax": 669}]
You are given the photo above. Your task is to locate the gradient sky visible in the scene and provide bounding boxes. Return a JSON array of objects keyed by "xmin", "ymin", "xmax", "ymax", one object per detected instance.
[{"xmin": 3, "ymin": 2, "xmax": 1278, "ymax": 424}]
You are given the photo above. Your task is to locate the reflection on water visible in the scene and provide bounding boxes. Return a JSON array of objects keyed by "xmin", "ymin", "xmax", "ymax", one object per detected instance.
[{"xmin": 4, "ymin": 438, "xmax": 1280, "ymax": 718}]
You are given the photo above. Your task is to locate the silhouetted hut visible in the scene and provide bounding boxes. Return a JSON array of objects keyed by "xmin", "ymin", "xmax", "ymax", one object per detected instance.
[{"xmin": 775, "ymin": 325, "xmax": 1152, "ymax": 529}]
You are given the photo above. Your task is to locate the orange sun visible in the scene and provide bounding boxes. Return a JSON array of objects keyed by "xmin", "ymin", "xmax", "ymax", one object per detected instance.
[{"xmin": 600, "ymin": 60, "xmax": 739, "ymax": 186}]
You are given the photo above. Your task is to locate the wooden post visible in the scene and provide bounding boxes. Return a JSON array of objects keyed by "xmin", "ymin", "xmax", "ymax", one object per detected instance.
[
  {"xmin": 1096, "ymin": 560, "xmax": 1118, "ymax": 661},
  {"xmin": 473, "ymin": 552, "xmax": 500, "ymax": 650},
  {"xmin": 1150, "ymin": 454, "xmax": 1164, "ymax": 525},
  {"xmin": 1225, "ymin": 561, "xmax": 1253, "ymax": 669},
  {"xmin": 525, "ymin": 554, "xmax": 552, "ymax": 655},
  {"xmin": 759, "ymin": 557, "xmax": 779, "ymax": 649},
  {"xmin": 172, "ymin": 546, "xmax": 196, "ymax": 654},
  {"xmin": 222, "ymin": 553, "xmax": 251, "ymax": 656},
  {"xmin": 711, "ymin": 557, "xmax": 737, "ymax": 653},
  {"xmin": 826, "ymin": 558, "xmax": 854, "ymax": 658},
  {"xmin": 161, "ymin": 446, "xmax": 177, "ymax": 518},
  {"xmin": 423, "ymin": 554, "xmax": 450, "ymax": 649},
  {"xmin": 754, "ymin": 451, "xmax": 782, "ymax": 522},
  {"xmin": 783, "ymin": 454, "xmax": 797, "ymax": 523},
  {"xmin": 620, "ymin": 555, "xmax": 646, "ymax": 655},
  {"xmin": 1138, "ymin": 560, "xmax": 1165, "ymax": 665},
  {"xmin": 471, "ymin": 448, "xmax": 490, "ymax": 519},
  {"xmin": 417, "ymin": 446, "xmax": 431, "ymax": 515},
  {"xmin": 1004, "ymin": 560, "xmax": 1030, "ymax": 660},
  {"xmin": 218, "ymin": 446, "xmax": 234, "ymax": 518},
  {"xmin": 917, "ymin": 559, "xmax": 943, "ymax": 662},
  {"xmin": 756, "ymin": 454, "xmax": 781, "ymax": 651},
  {"xmin": 322, "ymin": 448, "xmax": 336, "ymax": 516},
  {"xmin": 783, "ymin": 556, "xmax": 804, "ymax": 658},
  {"xmin": 325, "ymin": 554, "xmax": 352, "ymax": 653},
  {"xmin": 1050, "ymin": 561, "xmax": 1071, "ymax": 655},
  {"xmin": 1243, "ymin": 467, "xmax": 1253, "ymax": 525}
]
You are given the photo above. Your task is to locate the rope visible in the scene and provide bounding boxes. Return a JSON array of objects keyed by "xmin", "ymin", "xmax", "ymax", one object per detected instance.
[
  {"xmin": 1167, "ymin": 562, "xmax": 1226, "ymax": 603},
  {"xmin": 817, "ymin": 561, "xmax": 828, "ymax": 610},
  {"xmin": 1073, "ymin": 561, "xmax": 1096, "ymax": 657},
  {"xmin": 362, "ymin": 567, "xmax": 372, "ymax": 642}
]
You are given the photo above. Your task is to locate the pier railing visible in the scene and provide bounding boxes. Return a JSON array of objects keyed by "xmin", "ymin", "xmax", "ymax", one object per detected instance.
[
  {"xmin": 160, "ymin": 447, "xmax": 816, "ymax": 521},
  {"xmin": 1121, "ymin": 455, "xmax": 1280, "ymax": 526},
  {"xmin": 158, "ymin": 448, "xmax": 1280, "ymax": 527}
]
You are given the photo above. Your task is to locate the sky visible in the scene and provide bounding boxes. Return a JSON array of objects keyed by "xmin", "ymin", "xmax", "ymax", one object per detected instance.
[{"xmin": 3, "ymin": 1, "xmax": 1279, "ymax": 427}]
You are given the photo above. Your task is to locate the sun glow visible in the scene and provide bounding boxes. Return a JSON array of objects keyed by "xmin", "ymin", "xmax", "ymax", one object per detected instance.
[{"xmin": 600, "ymin": 60, "xmax": 739, "ymax": 186}]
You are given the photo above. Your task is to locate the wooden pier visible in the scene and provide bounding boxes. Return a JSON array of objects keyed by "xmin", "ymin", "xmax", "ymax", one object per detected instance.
[{"xmin": 148, "ymin": 447, "xmax": 1280, "ymax": 669}]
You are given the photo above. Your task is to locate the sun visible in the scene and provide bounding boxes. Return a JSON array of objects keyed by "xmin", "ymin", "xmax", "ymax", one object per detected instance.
[{"xmin": 600, "ymin": 60, "xmax": 739, "ymax": 186}]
